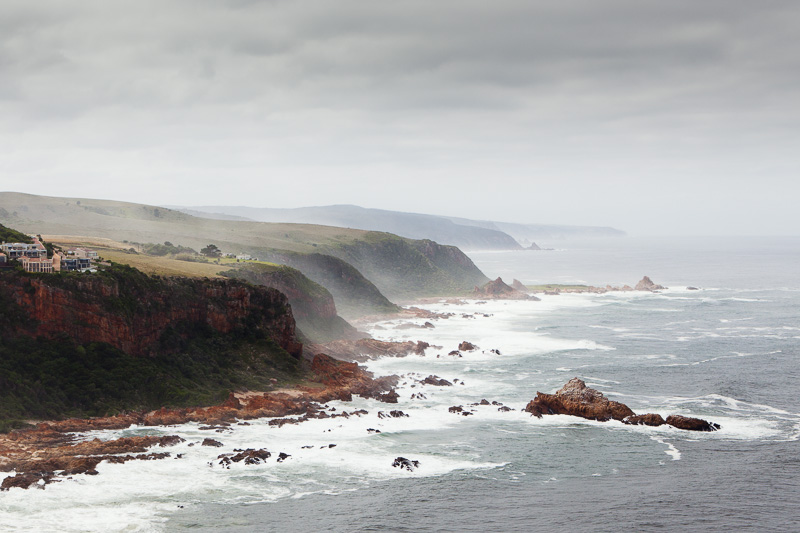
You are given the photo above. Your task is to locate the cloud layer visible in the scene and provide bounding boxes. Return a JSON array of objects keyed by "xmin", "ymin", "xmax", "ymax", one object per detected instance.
[{"xmin": 1, "ymin": 1, "xmax": 798, "ymax": 234}]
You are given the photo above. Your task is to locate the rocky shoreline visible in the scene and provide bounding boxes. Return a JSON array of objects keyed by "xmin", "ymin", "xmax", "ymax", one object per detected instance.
[
  {"xmin": 0, "ymin": 353, "xmax": 400, "ymax": 491},
  {"xmin": 1, "ymin": 290, "xmax": 721, "ymax": 493}
]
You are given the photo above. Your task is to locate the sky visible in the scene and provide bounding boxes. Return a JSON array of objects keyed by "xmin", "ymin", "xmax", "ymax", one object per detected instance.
[{"xmin": 1, "ymin": 0, "xmax": 798, "ymax": 235}]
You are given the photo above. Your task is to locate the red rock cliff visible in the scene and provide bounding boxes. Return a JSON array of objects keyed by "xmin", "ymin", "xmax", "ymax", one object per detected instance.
[{"xmin": 0, "ymin": 266, "xmax": 302, "ymax": 358}]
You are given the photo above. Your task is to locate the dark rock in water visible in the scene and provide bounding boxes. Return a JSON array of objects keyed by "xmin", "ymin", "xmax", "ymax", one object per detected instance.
[
  {"xmin": 421, "ymin": 375, "xmax": 453, "ymax": 386},
  {"xmin": 666, "ymin": 415, "xmax": 721, "ymax": 432},
  {"xmin": 524, "ymin": 378, "xmax": 635, "ymax": 421},
  {"xmin": 458, "ymin": 341, "xmax": 478, "ymax": 352},
  {"xmin": 1, "ymin": 472, "xmax": 55, "ymax": 491},
  {"xmin": 497, "ymin": 406, "xmax": 513, "ymax": 412},
  {"xmin": 201, "ymin": 438, "xmax": 224, "ymax": 447},
  {"xmin": 489, "ymin": 348, "xmax": 501, "ymax": 355},
  {"xmin": 449, "ymin": 405, "xmax": 464, "ymax": 413},
  {"xmin": 277, "ymin": 452, "xmax": 291, "ymax": 462},
  {"xmin": 392, "ymin": 457, "xmax": 420, "ymax": 471},
  {"xmin": 479, "ymin": 399, "xmax": 490, "ymax": 405},
  {"xmin": 367, "ymin": 428, "xmax": 382, "ymax": 434},
  {"xmin": 301, "ymin": 445, "xmax": 313, "ymax": 449},
  {"xmin": 635, "ymin": 276, "xmax": 666, "ymax": 291},
  {"xmin": 447, "ymin": 350, "xmax": 463, "ymax": 357},
  {"xmin": 623, "ymin": 413, "xmax": 666, "ymax": 427},
  {"xmin": 378, "ymin": 410, "xmax": 409, "ymax": 419},
  {"xmin": 687, "ymin": 286, "xmax": 700, "ymax": 290},
  {"xmin": 377, "ymin": 390, "xmax": 400, "ymax": 403}
]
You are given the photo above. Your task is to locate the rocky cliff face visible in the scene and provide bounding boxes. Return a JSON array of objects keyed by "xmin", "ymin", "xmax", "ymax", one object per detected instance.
[
  {"xmin": 222, "ymin": 263, "xmax": 361, "ymax": 343},
  {"xmin": 0, "ymin": 266, "xmax": 302, "ymax": 358},
  {"xmin": 328, "ymin": 234, "xmax": 490, "ymax": 300}
]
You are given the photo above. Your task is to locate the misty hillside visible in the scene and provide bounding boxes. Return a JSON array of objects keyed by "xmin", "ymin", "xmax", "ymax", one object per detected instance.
[
  {"xmin": 0, "ymin": 192, "xmax": 488, "ymax": 315},
  {"xmin": 174, "ymin": 205, "xmax": 625, "ymax": 249}
]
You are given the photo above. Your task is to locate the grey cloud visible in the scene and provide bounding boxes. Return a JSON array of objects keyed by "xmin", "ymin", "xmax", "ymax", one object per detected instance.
[{"xmin": 0, "ymin": 0, "xmax": 798, "ymax": 234}]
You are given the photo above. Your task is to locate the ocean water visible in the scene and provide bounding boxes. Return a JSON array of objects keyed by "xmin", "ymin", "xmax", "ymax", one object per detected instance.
[{"xmin": 1, "ymin": 236, "xmax": 798, "ymax": 532}]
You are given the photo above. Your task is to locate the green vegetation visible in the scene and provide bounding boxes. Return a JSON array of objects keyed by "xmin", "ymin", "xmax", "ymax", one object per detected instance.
[
  {"xmin": 222, "ymin": 262, "xmax": 361, "ymax": 343},
  {"xmin": 141, "ymin": 241, "xmax": 197, "ymax": 256},
  {"xmin": 0, "ymin": 263, "xmax": 306, "ymax": 430},
  {"xmin": 0, "ymin": 335, "xmax": 301, "ymax": 430},
  {"xmin": 200, "ymin": 244, "xmax": 222, "ymax": 257},
  {"xmin": 0, "ymin": 222, "xmax": 31, "ymax": 244}
]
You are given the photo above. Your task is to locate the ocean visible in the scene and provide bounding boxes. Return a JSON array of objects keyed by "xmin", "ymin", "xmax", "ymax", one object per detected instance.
[{"xmin": 1, "ymin": 236, "xmax": 798, "ymax": 532}]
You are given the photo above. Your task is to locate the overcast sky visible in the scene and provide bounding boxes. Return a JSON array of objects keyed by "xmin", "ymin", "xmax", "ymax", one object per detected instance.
[{"xmin": 1, "ymin": 1, "xmax": 798, "ymax": 235}]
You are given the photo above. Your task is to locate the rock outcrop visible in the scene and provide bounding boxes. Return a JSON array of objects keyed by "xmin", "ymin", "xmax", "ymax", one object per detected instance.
[
  {"xmin": 635, "ymin": 276, "xmax": 666, "ymax": 291},
  {"xmin": 525, "ymin": 378, "xmax": 635, "ymax": 421},
  {"xmin": 665, "ymin": 415, "xmax": 721, "ymax": 432},
  {"xmin": 511, "ymin": 279, "xmax": 529, "ymax": 292},
  {"xmin": 474, "ymin": 277, "xmax": 539, "ymax": 301},
  {"xmin": 306, "ymin": 338, "xmax": 430, "ymax": 361},
  {"xmin": 622, "ymin": 413, "xmax": 666, "ymax": 427},
  {"xmin": 526, "ymin": 378, "xmax": 720, "ymax": 432}
]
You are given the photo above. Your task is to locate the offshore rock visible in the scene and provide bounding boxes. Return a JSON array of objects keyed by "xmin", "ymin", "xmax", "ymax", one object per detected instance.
[
  {"xmin": 623, "ymin": 414, "xmax": 666, "ymax": 427},
  {"xmin": 473, "ymin": 277, "xmax": 539, "ymax": 301},
  {"xmin": 511, "ymin": 279, "xmax": 529, "ymax": 292},
  {"xmin": 665, "ymin": 415, "xmax": 721, "ymax": 432},
  {"xmin": 524, "ymin": 378, "xmax": 635, "ymax": 421},
  {"xmin": 635, "ymin": 276, "xmax": 666, "ymax": 291},
  {"xmin": 458, "ymin": 341, "xmax": 478, "ymax": 352},
  {"xmin": 392, "ymin": 457, "xmax": 420, "ymax": 471},
  {"xmin": 421, "ymin": 375, "xmax": 453, "ymax": 386}
]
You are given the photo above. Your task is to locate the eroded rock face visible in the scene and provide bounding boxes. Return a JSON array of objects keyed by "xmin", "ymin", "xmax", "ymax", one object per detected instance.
[
  {"xmin": 310, "ymin": 353, "xmax": 399, "ymax": 402},
  {"xmin": 524, "ymin": 378, "xmax": 635, "ymax": 421},
  {"xmin": 665, "ymin": 415, "xmax": 721, "ymax": 432},
  {"xmin": 635, "ymin": 276, "xmax": 666, "ymax": 291}
]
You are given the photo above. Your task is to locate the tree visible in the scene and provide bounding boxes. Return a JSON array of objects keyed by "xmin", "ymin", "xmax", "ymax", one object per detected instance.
[{"xmin": 200, "ymin": 244, "xmax": 221, "ymax": 258}]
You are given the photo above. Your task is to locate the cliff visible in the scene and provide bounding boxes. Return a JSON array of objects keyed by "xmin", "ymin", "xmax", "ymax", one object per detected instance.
[
  {"xmin": 257, "ymin": 250, "xmax": 399, "ymax": 319},
  {"xmin": 0, "ymin": 265, "xmax": 301, "ymax": 358},
  {"xmin": 324, "ymin": 233, "xmax": 490, "ymax": 300},
  {"xmin": 221, "ymin": 263, "xmax": 362, "ymax": 343},
  {"xmin": 0, "ymin": 265, "xmax": 308, "ymax": 426}
]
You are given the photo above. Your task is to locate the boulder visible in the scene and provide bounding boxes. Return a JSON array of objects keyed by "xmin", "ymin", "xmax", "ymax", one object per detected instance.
[
  {"xmin": 665, "ymin": 415, "xmax": 720, "ymax": 432},
  {"xmin": 524, "ymin": 378, "xmax": 635, "ymax": 421},
  {"xmin": 458, "ymin": 341, "xmax": 478, "ymax": 352},
  {"xmin": 201, "ymin": 438, "xmax": 224, "ymax": 447}
]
